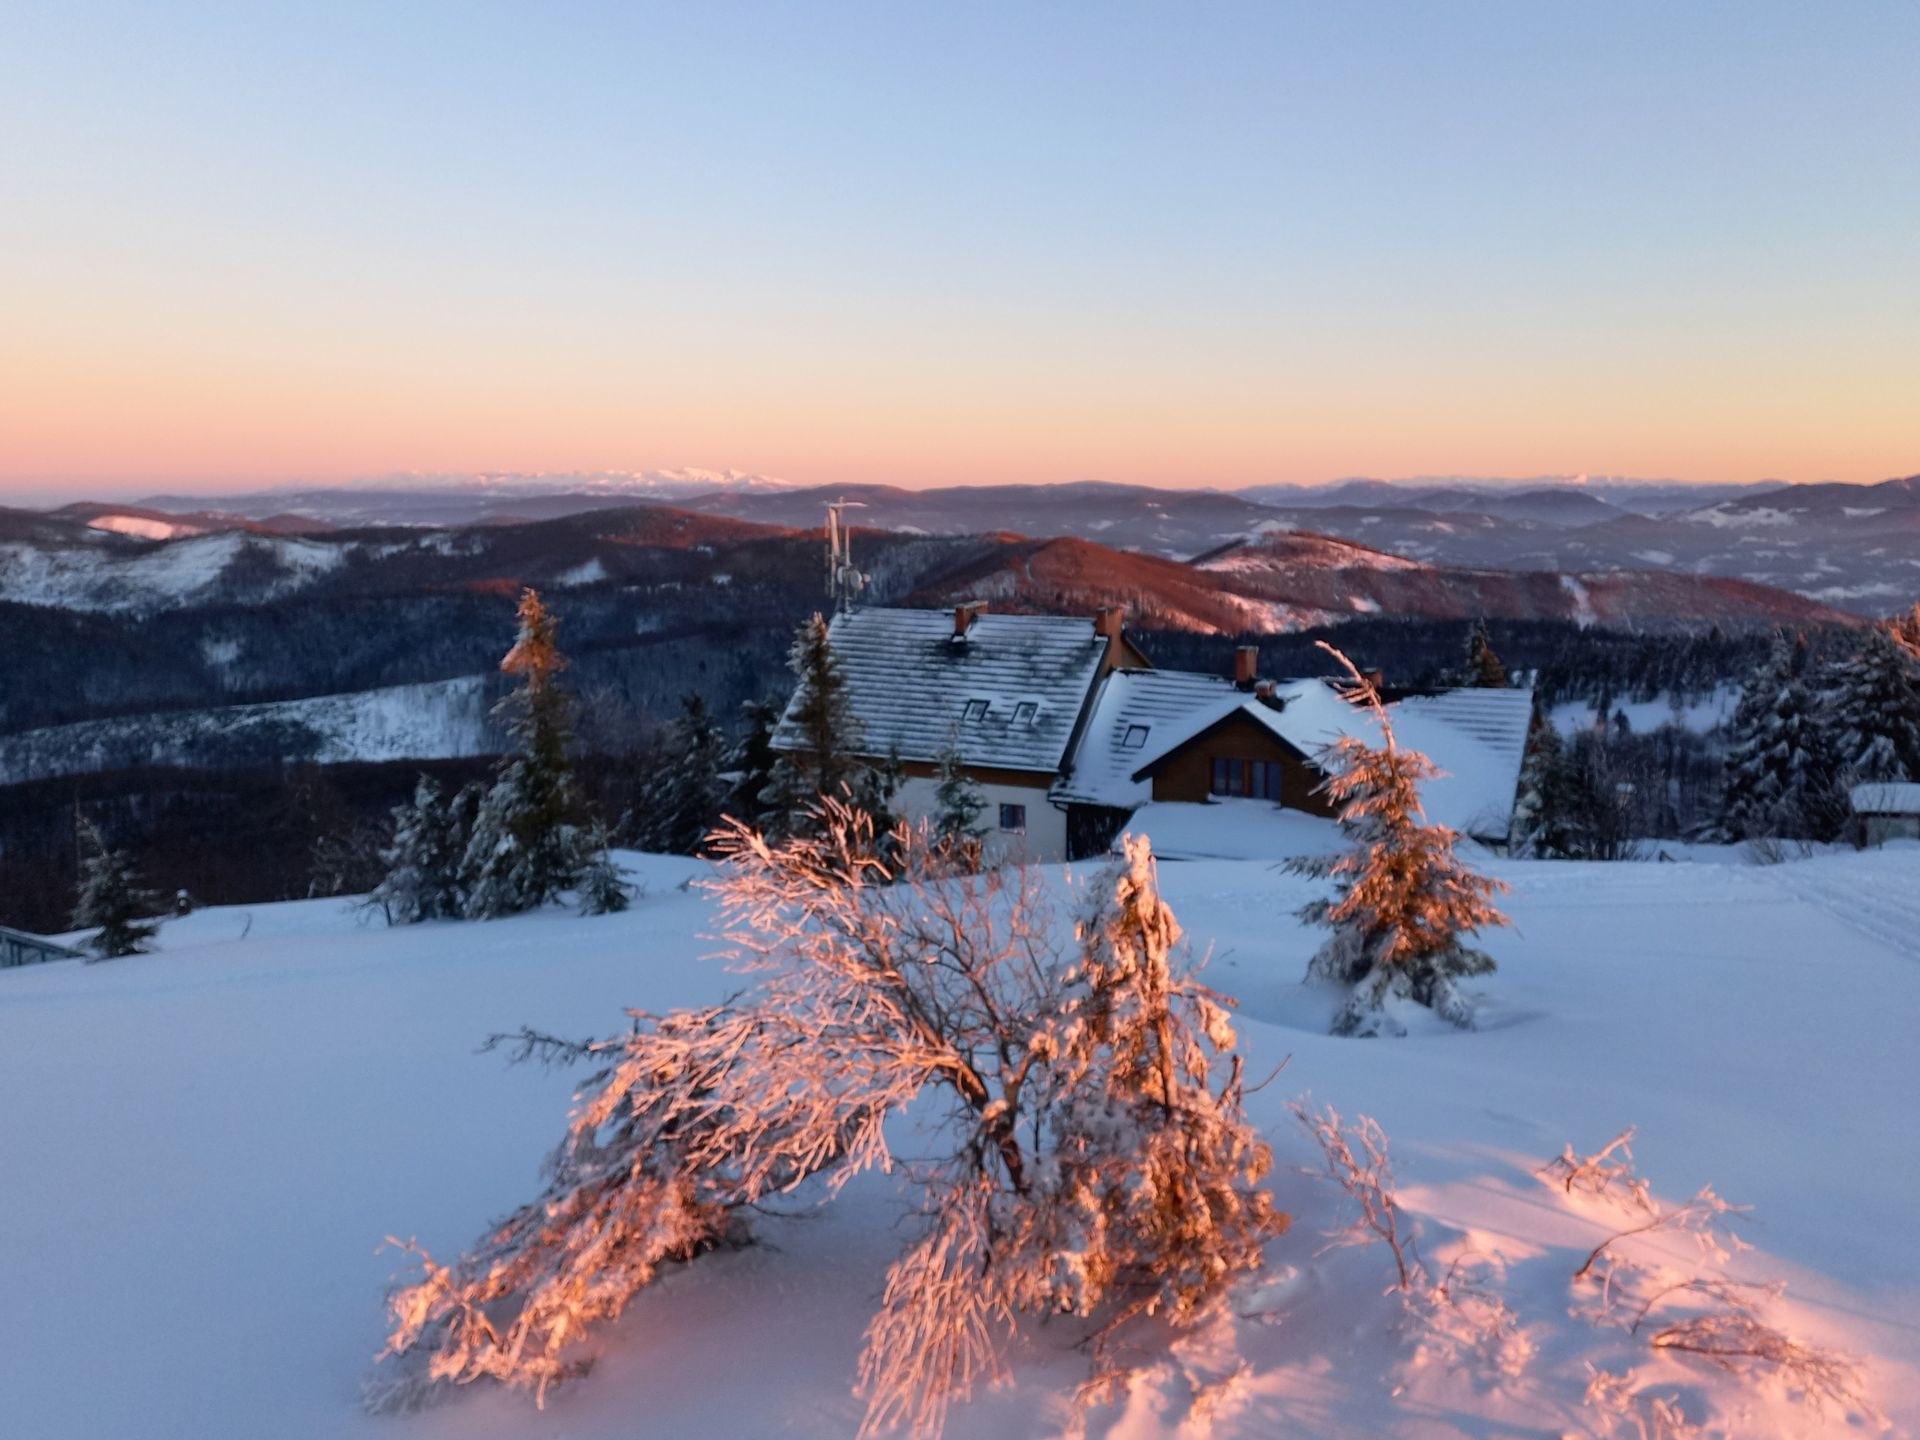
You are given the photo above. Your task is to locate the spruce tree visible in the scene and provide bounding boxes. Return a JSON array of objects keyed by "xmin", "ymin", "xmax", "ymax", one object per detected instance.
[
  {"xmin": 1290, "ymin": 647, "xmax": 1510, "ymax": 1035},
  {"xmin": 462, "ymin": 589, "xmax": 586, "ymax": 918},
  {"xmin": 724, "ymin": 699, "xmax": 780, "ymax": 832},
  {"xmin": 370, "ymin": 777, "xmax": 465, "ymax": 924},
  {"xmin": 1718, "ymin": 637, "xmax": 1790, "ymax": 840},
  {"xmin": 643, "ymin": 692, "xmax": 728, "ymax": 854},
  {"xmin": 576, "ymin": 823, "xmax": 633, "ymax": 916},
  {"xmin": 1824, "ymin": 628, "xmax": 1920, "ymax": 784},
  {"xmin": 1459, "ymin": 619, "xmax": 1509, "ymax": 689},
  {"xmin": 1508, "ymin": 720, "xmax": 1583, "ymax": 858},
  {"xmin": 1721, "ymin": 639, "xmax": 1846, "ymax": 841},
  {"xmin": 932, "ymin": 740, "xmax": 987, "ymax": 862},
  {"xmin": 763, "ymin": 613, "xmax": 866, "ymax": 836},
  {"xmin": 71, "ymin": 822, "xmax": 161, "ymax": 960}
]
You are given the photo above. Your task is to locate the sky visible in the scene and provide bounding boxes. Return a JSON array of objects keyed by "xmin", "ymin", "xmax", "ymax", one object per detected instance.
[{"xmin": 3, "ymin": 2, "xmax": 1918, "ymax": 501}]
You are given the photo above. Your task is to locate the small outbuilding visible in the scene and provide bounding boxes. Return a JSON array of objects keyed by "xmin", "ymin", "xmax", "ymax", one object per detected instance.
[
  {"xmin": 1851, "ymin": 782, "xmax": 1920, "ymax": 846},
  {"xmin": 0, "ymin": 925, "xmax": 81, "ymax": 969}
]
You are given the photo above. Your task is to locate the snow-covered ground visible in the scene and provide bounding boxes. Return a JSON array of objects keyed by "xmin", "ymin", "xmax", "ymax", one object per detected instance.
[
  {"xmin": 1550, "ymin": 685, "xmax": 1740, "ymax": 737},
  {"xmin": 3, "ymin": 846, "xmax": 1917, "ymax": 1439}
]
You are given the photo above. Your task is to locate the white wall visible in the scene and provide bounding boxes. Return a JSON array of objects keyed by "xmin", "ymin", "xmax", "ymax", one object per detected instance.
[{"xmin": 893, "ymin": 775, "xmax": 1069, "ymax": 865}]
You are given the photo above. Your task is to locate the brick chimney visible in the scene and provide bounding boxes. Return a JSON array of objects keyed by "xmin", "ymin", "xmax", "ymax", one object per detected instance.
[
  {"xmin": 952, "ymin": 600, "xmax": 988, "ymax": 639},
  {"xmin": 1233, "ymin": 645, "xmax": 1259, "ymax": 690},
  {"xmin": 1094, "ymin": 605, "xmax": 1126, "ymax": 671}
]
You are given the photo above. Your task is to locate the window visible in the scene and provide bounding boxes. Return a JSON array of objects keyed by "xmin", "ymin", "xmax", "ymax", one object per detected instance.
[
  {"xmin": 1013, "ymin": 701, "xmax": 1037, "ymax": 726},
  {"xmin": 1210, "ymin": 757, "xmax": 1284, "ymax": 801},
  {"xmin": 961, "ymin": 699, "xmax": 989, "ymax": 722},
  {"xmin": 1120, "ymin": 723, "xmax": 1150, "ymax": 749},
  {"xmin": 998, "ymin": 803, "xmax": 1027, "ymax": 833}
]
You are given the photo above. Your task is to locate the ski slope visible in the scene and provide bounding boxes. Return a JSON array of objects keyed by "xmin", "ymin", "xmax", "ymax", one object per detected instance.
[{"xmin": 2, "ymin": 846, "xmax": 1915, "ymax": 1439}]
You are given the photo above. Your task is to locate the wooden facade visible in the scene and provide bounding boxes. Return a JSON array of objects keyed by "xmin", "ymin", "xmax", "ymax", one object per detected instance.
[{"xmin": 1136, "ymin": 709, "xmax": 1335, "ymax": 816}]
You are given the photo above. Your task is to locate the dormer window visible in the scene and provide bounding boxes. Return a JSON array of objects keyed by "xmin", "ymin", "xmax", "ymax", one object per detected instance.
[
  {"xmin": 1013, "ymin": 701, "xmax": 1037, "ymax": 726},
  {"xmin": 1120, "ymin": 723, "xmax": 1150, "ymax": 749},
  {"xmin": 961, "ymin": 698, "xmax": 989, "ymax": 723}
]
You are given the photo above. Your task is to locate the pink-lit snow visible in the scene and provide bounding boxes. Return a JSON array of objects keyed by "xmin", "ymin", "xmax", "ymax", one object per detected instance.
[{"xmin": 2, "ymin": 845, "xmax": 1915, "ymax": 1438}]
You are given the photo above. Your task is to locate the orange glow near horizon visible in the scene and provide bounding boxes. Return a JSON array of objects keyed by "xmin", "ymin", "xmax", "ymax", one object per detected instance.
[{"xmin": 4, "ymin": 6, "xmax": 1917, "ymax": 500}]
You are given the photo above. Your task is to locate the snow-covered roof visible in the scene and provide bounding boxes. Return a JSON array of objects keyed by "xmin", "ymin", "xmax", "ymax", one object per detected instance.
[
  {"xmin": 1116, "ymin": 799, "xmax": 1342, "ymax": 863},
  {"xmin": 1851, "ymin": 782, "xmax": 1920, "ymax": 815},
  {"xmin": 1051, "ymin": 668, "xmax": 1249, "ymax": 809},
  {"xmin": 1056, "ymin": 667, "xmax": 1532, "ymax": 841},
  {"xmin": 1386, "ymin": 689, "xmax": 1534, "ymax": 842},
  {"xmin": 772, "ymin": 607, "xmax": 1107, "ymax": 774}
]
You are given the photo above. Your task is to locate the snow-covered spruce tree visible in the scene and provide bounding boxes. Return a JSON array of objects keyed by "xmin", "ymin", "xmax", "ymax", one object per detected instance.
[
  {"xmin": 369, "ymin": 777, "xmax": 466, "ymax": 924},
  {"xmin": 1719, "ymin": 639, "xmax": 1847, "ymax": 842},
  {"xmin": 761, "ymin": 613, "xmax": 866, "ymax": 837},
  {"xmin": 1458, "ymin": 618, "xmax": 1509, "ymax": 689},
  {"xmin": 1508, "ymin": 719, "xmax": 1584, "ymax": 858},
  {"xmin": 368, "ymin": 810, "xmax": 1282, "ymax": 1436},
  {"xmin": 1716, "ymin": 637, "xmax": 1791, "ymax": 840},
  {"xmin": 1290, "ymin": 645, "xmax": 1510, "ymax": 1035},
  {"xmin": 930, "ymin": 739, "xmax": 987, "ymax": 870},
  {"xmin": 576, "ymin": 823, "xmax": 633, "ymax": 916},
  {"xmin": 722, "ymin": 698, "xmax": 780, "ymax": 832},
  {"xmin": 461, "ymin": 589, "xmax": 586, "ymax": 918},
  {"xmin": 71, "ymin": 821, "xmax": 162, "ymax": 960},
  {"xmin": 636, "ymin": 691, "xmax": 729, "ymax": 854},
  {"xmin": 1823, "ymin": 627, "xmax": 1920, "ymax": 784}
]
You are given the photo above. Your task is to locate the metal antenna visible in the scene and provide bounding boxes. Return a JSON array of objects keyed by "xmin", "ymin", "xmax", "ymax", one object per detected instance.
[{"xmin": 825, "ymin": 499, "xmax": 869, "ymax": 613}]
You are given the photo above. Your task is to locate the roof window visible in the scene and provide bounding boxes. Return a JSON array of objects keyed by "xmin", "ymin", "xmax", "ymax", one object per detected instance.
[
  {"xmin": 1013, "ymin": 701, "xmax": 1037, "ymax": 726},
  {"xmin": 961, "ymin": 698, "xmax": 989, "ymax": 722},
  {"xmin": 1120, "ymin": 723, "xmax": 1150, "ymax": 749}
]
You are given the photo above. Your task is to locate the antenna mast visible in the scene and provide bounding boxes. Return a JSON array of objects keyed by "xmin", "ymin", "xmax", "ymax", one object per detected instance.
[{"xmin": 825, "ymin": 499, "xmax": 869, "ymax": 613}]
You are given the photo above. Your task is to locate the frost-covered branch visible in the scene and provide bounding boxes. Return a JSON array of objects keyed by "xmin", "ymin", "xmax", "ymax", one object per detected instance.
[
  {"xmin": 1571, "ymin": 1185, "xmax": 1748, "ymax": 1283},
  {"xmin": 1538, "ymin": 1126, "xmax": 1654, "ymax": 1212},
  {"xmin": 1292, "ymin": 1102, "xmax": 1419, "ymax": 1291}
]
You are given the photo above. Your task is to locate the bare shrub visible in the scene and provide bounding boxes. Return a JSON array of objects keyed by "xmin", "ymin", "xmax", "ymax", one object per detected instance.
[
  {"xmin": 1650, "ymin": 1312, "xmax": 1872, "ymax": 1417},
  {"xmin": 1583, "ymin": 1365, "xmax": 1704, "ymax": 1440},
  {"xmin": 1293, "ymin": 1103, "xmax": 1420, "ymax": 1290},
  {"xmin": 1571, "ymin": 1185, "xmax": 1748, "ymax": 1285},
  {"xmin": 1551, "ymin": 1129, "xmax": 1881, "ymax": 1430},
  {"xmin": 367, "ymin": 808, "xmax": 1284, "ymax": 1438},
  {"xmin": 1538, "ymin": 1126, "xmax": 1654, "ymax": 1212},
  {"xmin": 1296, "ymin": 1103, "xmax": 1528, "ymax": 1378}
]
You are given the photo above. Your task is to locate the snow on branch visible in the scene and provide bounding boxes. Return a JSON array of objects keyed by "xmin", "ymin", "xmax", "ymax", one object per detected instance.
[
  {"xmin": 1538, "ymin": 1126, "xmax": 1655, "ymax": 1213},
  {"xmin": 368, "ymin": 804, "xmax": 1284, "ymax": 1438},
  {"xmin": 1547, "ymin": 1128, "xmax": 1883, "ymax": 1432},
  {"xmin": 1291, "ymin": 643, "xmax": 1510, "ymax": 1036}
]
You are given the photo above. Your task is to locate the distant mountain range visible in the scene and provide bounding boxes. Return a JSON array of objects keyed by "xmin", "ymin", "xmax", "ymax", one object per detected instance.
[
  {"xmin": 87, "ymin": 470, "xmax": 1916, "ymax": 616},
  {"xmin": 0, "ymin": 495, "xmax": 1860, "ymax": 633},
  {"xmin": 0, "ymin": 490, "xmax": 1877, "ymax": 788}
]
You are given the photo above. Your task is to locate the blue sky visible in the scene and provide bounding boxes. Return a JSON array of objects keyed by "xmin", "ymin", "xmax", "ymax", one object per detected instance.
[{"xmin": 3, "ymin": 2, "xmax": 1917, "ymax": 494}]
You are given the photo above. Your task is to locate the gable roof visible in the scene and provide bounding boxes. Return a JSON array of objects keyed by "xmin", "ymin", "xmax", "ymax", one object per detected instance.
[
  {"xmin": 772, "ymin": 607, "xmax": 1107, "ymax": 775},
  {"xmin": 1852, "ymin": 782, "xmax": 1920, "ymax": 816},
  {"xmin": 1056, "ymin": 667, "xmax": 1533, "ymax": 841}
]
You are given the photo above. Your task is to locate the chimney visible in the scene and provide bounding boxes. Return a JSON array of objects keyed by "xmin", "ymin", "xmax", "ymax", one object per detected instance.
[
  {"xmin": 1094, "ymin": 606, "xmax": 1126, "ymax": 671},
  {"xmin": 1233, "ymin": 645, "xmax": 1259, "ymax": 690},
  {"xmin": 952, "ymin": 600, "xmax": 988, "ymax": 640}
]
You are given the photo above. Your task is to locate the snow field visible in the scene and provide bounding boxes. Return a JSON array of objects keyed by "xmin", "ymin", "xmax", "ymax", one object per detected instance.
[{"xmin": 1, "ymin": 848, "xmax": 1916, "ymax": 1438}]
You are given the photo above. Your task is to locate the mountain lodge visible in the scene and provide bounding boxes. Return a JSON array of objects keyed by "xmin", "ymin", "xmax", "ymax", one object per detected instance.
[{"xmin": 771, "ymin": 602, "xmax": 1534, "ymax": 864}]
